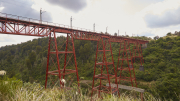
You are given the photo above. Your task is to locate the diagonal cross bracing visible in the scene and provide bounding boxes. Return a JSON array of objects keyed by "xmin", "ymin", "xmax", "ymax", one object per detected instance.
[
  {"xmin": 0, "ymin": 12, "xmax": 149, "ymax": 99},
  {"xmin": 0, "ymin": 12, "xmax": 148, "ymax": 44}
]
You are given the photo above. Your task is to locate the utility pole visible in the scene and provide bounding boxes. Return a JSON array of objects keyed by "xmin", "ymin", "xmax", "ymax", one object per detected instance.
[
  {"xmin": 93, "ymin": 23, "xmax": 95, "ymax": 32},
  {"xmin": 106, "ymin": 26, "xmax": 108, "ymax": 34},
  {"xmin": 40, "ymin": 9, "xmax": 42, "ymax": 21},
  {"xmin": 118, "ymin": 30, "xmax": 119, "ymax": 36},
  {"xmin": 132, "ymin": 33, "xmax": 135, "ymax": 37},
  {"xmin": 70, "ymin": 16, "xmax": 72, "ymax": 28},
  {"xmin": 40, "ymin": 8, "xmax": 46, "ymax": 22}
]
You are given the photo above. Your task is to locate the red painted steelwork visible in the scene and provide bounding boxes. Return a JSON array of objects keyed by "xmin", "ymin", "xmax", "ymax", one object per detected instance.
[
  {"xmin": 0, "ymin": 12, "xmax": 149, "ymax": 98},
  {"xmin": 116, "ymin": 40, "xmax": 137, "ymax": 87},
  {"xmin": 45, "ymin": 32, "xmax": 52, "ymax": 89},
  {"xmin": 45, "ymin": 33, "xmax": 80, "ymax": 88},
  {"xmin": 132, "ymin": 41, "xmax": 144, "ymax": 65},
  {"xmin": 0, "ymin": 12, "xmax": 148, "ymax": 44},
  {"xmin": 91, "ymin": 36, "xmax": 118, "ymax": 99}
]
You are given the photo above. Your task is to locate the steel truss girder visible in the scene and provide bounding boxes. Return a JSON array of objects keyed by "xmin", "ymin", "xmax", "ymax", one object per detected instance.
[
  {"xmin": 0, "ymin": 12, "xmax": 148, "ymax": 44},
  {"xmin": 0, "ymin": 20, "xmax": 53, "ymax": 36}
]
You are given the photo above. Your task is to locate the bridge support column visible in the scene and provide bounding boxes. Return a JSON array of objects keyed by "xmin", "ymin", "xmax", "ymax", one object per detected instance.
[
  {"xmin": 132, "ymin": 42, "xmax": 144, "ymax": 71},
  {"xmin": 45, "ymin": 32, "xmax": 79, "ymax": 89},
  {"xmin": 91, "ymin": 36, "xmax": 118, "ymax": 99},
  {"xmin": 116, "ymin": 40, "xmax": 137, "ymax": 88}
]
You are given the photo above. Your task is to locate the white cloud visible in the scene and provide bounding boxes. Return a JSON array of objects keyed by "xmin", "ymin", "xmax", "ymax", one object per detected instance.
[
  {"xmin": 1, "ymin": 0, "xmax": 180, "ymax": 47},
  {"xmin": 45, "ymin": 0, "xmax": 87, "ymax": 13},
  {"xmin": 0, "ymin": 7, "xmax": 4, "ymax": 11},
  {"xmin": 143, "ymin": 0, "xmax": 180, "ymax": 28},
  {"xmin": 142, "ymin": 0, "xmax": 180, "ymax": 15},
  {"xmin": 0, "ymin": 35, "xmax": 15, "ymax": 42},
  {"xmin": 0, "ymin": 34, "xmax": 39, "ymax": 47},
  {"xmin": 128, "ymin": 0, "xmax": 180, "ymax": 37},
  {"xmin": 120, "ymin": 0, "xmax": 164, "ymax": 15}
]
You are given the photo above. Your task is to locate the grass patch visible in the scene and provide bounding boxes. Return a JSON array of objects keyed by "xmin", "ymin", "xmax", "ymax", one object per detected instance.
[{"xmin": 0, "ymin": 77, "xmax": 165, "ymax": 101}]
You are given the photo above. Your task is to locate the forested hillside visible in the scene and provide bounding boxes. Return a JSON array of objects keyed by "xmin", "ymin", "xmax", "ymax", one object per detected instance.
[
  {"xmin": 138, "ymin": 33, "xmax": 180, "ymax": 100},
  {"xmin": 0, "ymin": 34, "xmax": 179, "ymax": 100}
]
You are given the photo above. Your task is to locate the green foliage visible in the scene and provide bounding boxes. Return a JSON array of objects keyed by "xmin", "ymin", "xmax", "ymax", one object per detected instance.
[
  {"xmin": 26, "ymin": 59, "xmax": 31, "ymax": 70},
  {"xmin": 29, "ymin": 51, "xmax": 36, "ymax": 66},
  {"xmin": 167, "ymin": 32, "xmax": 172, "ymax": 36},
  {"xmin": 141, "ymin": 36, "xmax": 180, "ymax": 100},
  {"xmin": 0, "ymin": 35, "xmax": 180, "ymax": 100},
  {"xmin": 36, "ymin": 45, "xmax": 42, "ymax": 54},
  {"xmin": 0, "ymin": 77, "xmax": 162, "ymax": 101},
  {"xmin": 155, "ymin": 73, "xmax": 180, "ymax": 101},
  {"xmin": 0, "ymin": 76, "xmax": 23, "ymax": 100}
]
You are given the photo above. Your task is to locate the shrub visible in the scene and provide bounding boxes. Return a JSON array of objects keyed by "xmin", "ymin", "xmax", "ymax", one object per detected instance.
[{"xmin": 0, "ymin": 76, "xmax": 23, "ymax": 100}]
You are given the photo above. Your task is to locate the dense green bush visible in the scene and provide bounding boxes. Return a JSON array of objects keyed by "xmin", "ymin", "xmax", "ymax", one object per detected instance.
[
  {"xmin": 0, "ymin": 35, "xmax": 180, "ymax": 100},
  {"xmin": 141, "ymin": 36, "xmax": 180, "ymax": 100},
  {"xmin": 0, "ymin": 76, "xmax": 23, "ymax": 100}
]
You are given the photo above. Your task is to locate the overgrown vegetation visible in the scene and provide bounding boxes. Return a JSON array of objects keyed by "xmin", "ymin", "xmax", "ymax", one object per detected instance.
[
  {"xmin": 0, "ymin": 76, "xmax": 161, "ymax": 101},
  {"xmin": 0, "ymin": 34, "xmax": 179, "ymax": 100},
  {"xmin": 139, "ymin": 35, "xmax": 180, "ymax": 100}
]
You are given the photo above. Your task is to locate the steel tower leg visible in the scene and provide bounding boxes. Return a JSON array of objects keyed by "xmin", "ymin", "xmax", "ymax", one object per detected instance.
[
  {"xmin": 71, "ymin": 33, "xmax": 80, "ymax": 88},
  {"xmin": 133, "ymin": 42, "xmax": 144, "ymax": 71},
  {"xmin": 117, "ymin": 40, "xmax": 137, "ymax": 88},
  {"xmin": 91, "ymin": 36, "xmax": 118, "ymax": 99},
  {"xmin": 139, "ymin": 43, "xmax": 144, "ymax": 64},
  {"xmin": 45, "ymin": 32, "xmax": 51, "ymax": 89},
  {"xmin": 45, "ymin": 32, "xmax": 79, "ymax": 89},
  {"xmin": 53, "ymin": 31, "xmax": 62, "ymax": 86}
]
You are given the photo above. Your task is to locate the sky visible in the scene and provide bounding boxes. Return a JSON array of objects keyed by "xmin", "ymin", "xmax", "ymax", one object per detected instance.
[{"xmin": 0, "ymin": 0, "xmax": 180, "ymax": 47}]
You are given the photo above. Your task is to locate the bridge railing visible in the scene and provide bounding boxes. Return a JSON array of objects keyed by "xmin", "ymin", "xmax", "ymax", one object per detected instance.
[
  {"xmin": 0, "ymin": 12, "xmax": 101, "ymax": 33},
  {"xmin": 0, "ymin": 12, "xmax": 149, "ymax": 43}
]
